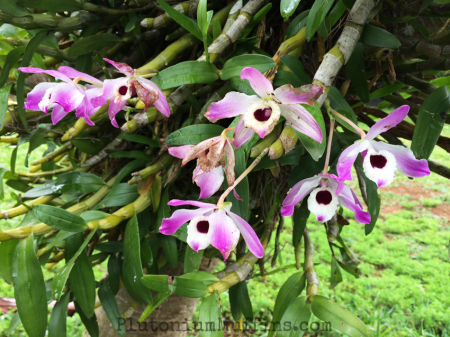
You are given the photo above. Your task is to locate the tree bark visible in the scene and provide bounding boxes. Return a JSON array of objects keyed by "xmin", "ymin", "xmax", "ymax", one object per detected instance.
[{"xmin": 89, "ymin": 257, "xmax": 220, "ymax": 337}]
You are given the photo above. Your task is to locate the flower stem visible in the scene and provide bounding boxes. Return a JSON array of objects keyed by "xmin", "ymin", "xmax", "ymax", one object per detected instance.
[
  {"xmin": 323, "ymin": 119, "xmax": 335, "ymax": 175},
  {"xmin": 217, "ymin": 148, "xmax": 269, "ymax": 206},
  {"xmin": 330, "ymin": 109, "xmax": 366, "ymax": 139},
  {"xmin": 221, "ymin": 126, "xmax": 235, "ymax": 137}
]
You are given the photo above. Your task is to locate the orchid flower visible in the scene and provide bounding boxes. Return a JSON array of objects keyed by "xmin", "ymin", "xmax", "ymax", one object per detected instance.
[
  {"xmin": 204, "ymin": 67, "xmax": 324, "ymax": 148},
  {"xmin": 91, "ymin": 58, "xmax": 170, "ymax": 127},
  {"xmin": 168, "ymin": 130, "xmax": 240, "ymax": 199},
  {"xmin": 282, "ymin": 173, "xmax": 370, "ymax": 224},
  {"xmin": 160, "ymin": 199, "xmax": 264, "ymax": 260},
  {"xmin": 19, "ymin": 66, "xmax": 102, "ymax": 125},
  {"xmin": 336, "ymin": 105, "xmax": 430, "ymax": 187}
]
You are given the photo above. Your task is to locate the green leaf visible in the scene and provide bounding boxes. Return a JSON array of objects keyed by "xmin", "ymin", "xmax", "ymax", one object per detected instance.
[
  {"xmin": 292, "ymin": 202, "xmax": 309, "ymax": 247},
  {"xmin": 140, "ymin": 239, "xmax": 153, "ymax": 271},
  {"xmin": 32, "ymin": 205, "xmax": 88, "ymax": 232},
  {"xmin": 122, "ymin": 214, "xmax": 152, "ymax": 303},
  {"xmin": 161, "ymin": 234, "xmax": 178, "ymax": 268},
  {"xmin": 213, "ymin": 17, "xmax": 222, "ymax": 40},
  {"xmin": 7, "ymin": 312, "xmax": 21, "ymax": 336},
  {"xmin": 0, "ymin": 46, "xmax": 26, "ymax": 88},
  {"xmin": 294, "ymin": 103, "xmax": 326, "ymax": 161},
  {"xmin": 19, "ymin": 0, "xmax": 82, "ymax": 11},
  {"xmin": 229, "ymin": 281, "xmax": 253, "ymax": 321},
  {"xmin": 109, "ymin": 150, "xmax": 152, "ymax": 162},
  {"xmin": 141, "ymin": 274, "xmax": 209, "ymax": 297},
  {"xmin": 268, "ymin": 272, "xmax": 306, "ymax": 337},
  {"xmin": 274, "ymin": 70, "xmax": 305, "ymax": 88},
  {"xmin": 0, "ymin": 84, "xmax": 13, "ymax": 131},
  {"xmin": 98, "ymin": 282, "xmax": 125, "ymax": 337},
  {"xmin": 114, "ymin": 160, "xmax": 146, "ymax": 186},
  {"xmin": 280, "ymin": 55, "xmax": 312, "ymax": 85},
  {"xmin": 326, "ymin": 0, "xmax": 347, "ymax": 29},
  {"xmin": 68, "ymin": 34, "xmax": 122, "ymax": 57},
  {"xmin": 95, "ymin": 241, "xmax": 123, "ymax": 253},
  {"xmin": 240, "ymin": 3, "xmax": 273, "ymax": 38},
  {"xmin": 305, "ymin": 0, "xmax": 335, "ymax": 41},
  {"xmin": 17, "ymin": 30, "xmax": 48, "ymax": 130},
  {"xmin": 80, "ymin": 210, "xmax": 110, "ymax": 223},
  {"xmin": 330, "ymin": 256, "xmax": 343, "ymax": 289},
  {"xmin": 411, "ymin": 86, "xmax": 450, "ymax": 159},
  {"xmin": 74, "ymin": 302, "xmax": 99, "ymax": 337},
  {"xmin": 346, "ymin": 43, "xmax": 369, "ymax": 103},
  {"xmin": 311, "ymin": 295, "xmax": 370, "ymax": 337},
  {"xmin": 354, "ymin": 156, "xmax": 380, "ymax": 235},
  {"xmin": 178, "ymin": 271, "xmax": 219, "ymax": 285},
  {"xmin": 221, "ymin": 54, "xmax": 275, "ymax": 80},
  {"xmin": 281, "ymin": 0, "xmax": 302, "ymax": 20},
  {"xmin": 197, "ymin": 0, "xmax": 209, "ymax": 36},
  {"xmin": 0, "ymin": 168, "xmax": 9, "ymax": 200},
  {"xmin": 122, "ymin": 133, "xmax": 160, "ymax": 147},
  {"xmin": 360, "ymin": 25, "xmax": 401, "ymax": 48},
  {"xmin": 277, "ymin": 296, "xmax": 311, "ymax": 337},
  {"xmin": 70, "ymin": 135, "xmax": 106, "ymax": 155},
  {"xmin": 125, "ymin": 16, "xmax": 141, "ymax": 33},
  {"xmin": 286, "ymin": 10, "xmax": 310, "ymax": 39},
  {"xmin": 0, "ymin": 239, "xmax": 20, "ymax": 284},
  {"xmin": 328, "ymin": 86, "xmax": 359, "ymax": 134},
  {"xmin": 52, "ymin": 228, "xmax": 97, "ymax": 301},
  {"xmin": 152, "ymin": 61, "xmax": 219, "ymax": 90},
  {"xmin": 96, "ymin": 183, "xmax": 138, "ymax": 208},
  {"xmin": 229, "ymin": 76, "xmax": 257, "ymax": 96},
  {"xmin": 107, "ymin": 254, "xmax": 121, "ymax": 295},
  {"xmin": 48, "ymin": 291, "xmax": 71, "ymax": 337},
  {"xmin": 24, "ymin": 172, "xmax": 105, "ymax": 198},
  {"xmin": 12, "ymin": 234, "xmax": 47, "ymax": 337},
  {"xmin": 157, "ymin": 0, "xmax": 204, "ymax": 42},
  {"xmin": 165, "ymin": 124, "xmax": 224, "ymax": 145},
  {"xmin": 199, "ymin": 293, "xmax": 223, "ymax": 337},
  {"xmin": 65, "ymin": 232, "xmax": 96, "ymax": 318},
  {"xmin": 0, "ymin": 0, "xmax": 30, "ymax": 17},
  {"xmin": 139, "ymin": 292, "xmax": 171, "ymax": 322},
  {"xmin": 184, "ymin": 245, "xmax": 204, "ymax": 273}
]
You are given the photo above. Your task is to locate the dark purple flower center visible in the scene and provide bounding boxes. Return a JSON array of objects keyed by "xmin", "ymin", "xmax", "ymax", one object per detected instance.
[
  {"xmin": 316, "ymin": 190, "xmax": 332, "ymax": 205},
  {"xmin": 370, "ymin": 154, "xmax": 387, "ymax": 169},
  {"xmin": 197, "ymin": 220, "xmax": 209, "ymax": 234},
  {"xmin": 118, "ymin": 86, "xmax": 128, "ymax": 95},
  {"xmin": 254, "ymin": 108, "xmax": 272, "ymax": 122}
]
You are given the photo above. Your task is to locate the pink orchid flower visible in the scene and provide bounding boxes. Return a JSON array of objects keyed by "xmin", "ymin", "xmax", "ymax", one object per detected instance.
[
  {"xmin": 336, "ymin": 105, "xmax": 430, "ymax": 187},
  {"xmin": 160, "ymin": 199, "xmax": 264, "ymax": 260},
  {"xmin": 282, "ymin": 173, "xmax": 370, "ymax": 224},
  {"xmin": 91, "ymin": 58, "xmax": 170, "ymax": 127},
  {"xmin": 204, "ymin": 67, "xmax": 324, "ymax": 148},
  {"xmin": 168, "ymin": 134, "xmax": 240, "ymax": 200},
  {"xmin": 19, "ymin": 66, "xmax": 102, "ymax": 125}
]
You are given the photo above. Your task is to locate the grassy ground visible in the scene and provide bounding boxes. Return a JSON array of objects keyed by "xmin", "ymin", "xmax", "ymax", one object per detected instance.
[{"xmin": 0, "ymin": 124, "xmax": 449, "ymax": 336}]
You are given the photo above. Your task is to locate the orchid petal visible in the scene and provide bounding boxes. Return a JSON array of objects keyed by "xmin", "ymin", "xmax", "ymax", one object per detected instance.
[
  {"xmin": 18, "ymin": 67, "xmax": 72, "ymax": 83},
  {"xmin": 24, "ymin": 82, "xmax": 57, "ymax": 110},
  {"xmin": 362, "ymin": 148, "xmax": 397, "ymax": 187},
  {"xmin": 371, "ymin": 141, "xmax": 430, "ymax": 178},
  {"xmin": 243, "ymin": 100, "xmax": 281, "ymax": 138},
  {"xmin": 240, "ymin": 67, "xmax": 273, "ymax": 98},
  {"xmin": 51, "ymin": 105, "xmax": 70, "ymax": 125},
  {"xmin": 194, "ymin": 166, "xmax": 224, "ymax": 199},
  {"xmin": 182, "ymin": 136, "xmax": 223, "ymax": 166},
  {"xmin": 138, "ymin": 77, "xmax": 171, "ymax": 117},
  {"xmin": 338, "ymin": 185, "xmax": 371, "ymax": 224},
  {"xmin": 103, "ymin": 58, "xmax": 135, "ymax": 77},
  {"xmin": 336, "ymin": 140, "xmax": 370, "ymax": 181},
  {"xmin": 365, "ymin": 105, "xmax": 410, "ymax": 141},
  {"xmin": 51, "ymin": 83, "xmax": 84, "ymax": 112},
  {"xmin": 108, "ymin": 98, "xmax": 127, "ymax": 128},
  {"xmin": 57, "ymin": 66, "xmax": 102, "ymax": 85},
  {"xmin": 281, "ymin": 176, "xmax": 321, "ymax": 216},
  {"xmin": 233, "ymin": 118, "xmax": 256, "ymax": 149},
  {"xmin": 187, "ymin": 215, "xmax": 212, "ymax": 252},
  {"xmin": 280, "ymin": 104, "xmax": 323, "ymax": 143},
  {"xmin": 91, "ymin": 78, "xmax": 121, "ymax": 108},
  {"xmin": 273, "ymin": 84, "xmax": 323, "ymax": 105},
  {"xmin": 134, "ymin": 78, "xmax": 158, "ymax": 110},
  {"xmin": 160, "ymin": 208, "xmax": 211, "ymax": 235},
  {"xmin": 210, "ymin": 209, "xmax": 240, "ymax": 260},
  {"xmin": 226, "ymin": 210, "xmax": 264, "ymax": 258},
  {"xmin": 205, "ymin": 92, "xmax": 262, "ymax": 122},
  {"xmin": 168, "ymin": 145, "xmax": 194, "ymax": 159},
  {"xmin": 307, "ymin": 187, "xmax": 339, "ymax": 223},
  {"xmin": 167, "ymin": 199, "xmax": 217, "ymax": 208}
]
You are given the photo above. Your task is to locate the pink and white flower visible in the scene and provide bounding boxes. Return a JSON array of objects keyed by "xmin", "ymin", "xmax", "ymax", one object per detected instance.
[
  {"xmin": 205, "ymin": 67, "xmax": 324, "ymax": 148},
  {"xmin": 160, "ymin": 199, "xmax": 264, "ymax": 260},
  {"xmin": 168, "ymin": 134, "xmax": 239, "ymax": 200},
  {"xmin": 91, "ymin": 58, "xmax": 170, "ymax": 127},
  {"xmin": 19, "ymin": 66, "xmax": 102, "ymax": 125},
  {"xmin": 281, "ymin": 173, "xmax": 370, "ymax": 224},
  {"xmin": 336, "ymin": 105, "xmax": 430, "ymax": 187}
]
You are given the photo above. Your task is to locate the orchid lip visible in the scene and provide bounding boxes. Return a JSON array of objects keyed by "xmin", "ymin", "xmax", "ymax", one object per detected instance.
[
  {"xmin": 370, "ymin": 154, "xmax": 387, "ymax": 169},
  {"xmin": 316, "ymin": 190, "xmax": 333, "ymax": 205},
  {"xmin": 118, "ymin": 85, "xmax": 128, "ymax": 95},
  {"xmin": 254, "ymin": 107, "xmax": 272, "ymax": 122}
]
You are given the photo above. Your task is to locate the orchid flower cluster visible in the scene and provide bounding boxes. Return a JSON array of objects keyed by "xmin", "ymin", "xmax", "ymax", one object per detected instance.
[{"xmin": 19, "ymin": 58, "xmax": 170, "ymax": 128}]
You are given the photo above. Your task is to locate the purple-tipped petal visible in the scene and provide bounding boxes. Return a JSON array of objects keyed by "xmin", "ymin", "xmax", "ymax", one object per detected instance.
[
  {"xmin": 160, "ymin": 208, "xmax": 211, "ymax": 235},
  {"xmin": 91, "ymin": 78, "xmax": 121, "ymax": 108},
  {"xmin": 233, "ymin": 118, "xmax": 256, "ymax": 149},
  {"xmin": 336, "ymin": 140, "xmax": 370, "ymax": 181},
  {"xmin": 226, "ymin": 210, "xmax": 264, "ymax": 258},
  {"xmin": 194, "ymin": 166, "xmax": 224, "ymax": 199},
  {"xmin": 205, "ymin": 92, "xmax": 262, "ymax": 122},
  {"xmin": 168, "ymin": 199, "xmax": 217, "ymax": 208},
  {"xmin": 51, "ymin": 83, "xmax": 85, "ymax": 112},
  {"xmin": 281, "ymin": 176, "xmax": 321, "ymax": 216},
  {"xmin": 84, "ymin": 86, "xmax": 103, "ymax": 117},
  {"xmin": 233, "ymin": 189, "xmax": 242, "ymax": 201},
  {"xmin": 103, "ymin": 58, "xmax": 135, "ymax": 77},
  {"xmin": 168, "ymin": 145, "xmax": 194, "ymax": 159},
  {"xmin": 138, "ymin": 77, "xmax": 171, "ymax": 117},
  {"xmin": 18, "ymin": 67, "xmax": 72, "ymax": 83},
  {"xmin": 280, "ymin": 104, "xmax": 323, "ymax": 143},
  {"xmin": 24, "ymin": 82, "xmax": 57, "ymax": 111},
  {"xmin": 57, "ymin": 66, "xmax": 102, "ymax": 85},
  {"xmin": 51, "ymin": 105, "xmax": 70, "ymax": 125},
  {"xmin": 365, "ymin": 105, "xmax": 410, "ymax": 141},
  {"xmin": 371, "ymin": 141, "xmax": 430, "ymax": 178},
  {"xmin": 240, "ymin": 67, "xmax": 273, "ymax": 99},
  {"xmin": 338, "ymin": 185, "xmax": 371, "ymax": 224},
  {"xmin": 108, "ymin": 98, "xmax": 127, "ymax": 128},
  {"xmin": 307, "ymin": 187, "xmax": 340, "ymax": 223},
  {"xmin": 210, "ymin": 210, "xmax": 240, "ymax": 260},
  {"xmin": 273, "ymin": 84, "xmax": 323, "ymax": 105}
]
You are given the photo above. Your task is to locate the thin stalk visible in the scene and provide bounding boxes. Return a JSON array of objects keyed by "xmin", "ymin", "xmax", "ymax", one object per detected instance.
[{"xmin": 323, "ymin": 119, "xmax": 335, "ymax": 175}]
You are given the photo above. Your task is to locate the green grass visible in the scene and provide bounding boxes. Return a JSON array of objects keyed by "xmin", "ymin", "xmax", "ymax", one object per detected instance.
[{"xmin": 1, "ymin": 124, "xmax": 450, "ymax": 336}]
